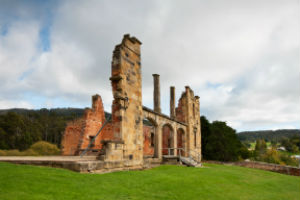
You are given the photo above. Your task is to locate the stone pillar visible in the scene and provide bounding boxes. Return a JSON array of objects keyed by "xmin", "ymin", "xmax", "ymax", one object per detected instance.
[
  {"xmin": 185, "ymin": 86, "xmax": 192, "ymax": 157},
  {"xmin": 153, "ymin": 74, "xmax": 161, "ymax": 113},
  {"xmin": 170, "ymin": 86, "xmax": 175, "ymax": 118},
  {"xmin": 173, "ymin": 126, "xmax": 177, "ymax": 156},
  {"xmin": 110, "ymin": 34, "xmax": 144, "ymax": 166},
  {"xmin": 157, "ymin": 126, "xmax": 162, "ymax": 159}
]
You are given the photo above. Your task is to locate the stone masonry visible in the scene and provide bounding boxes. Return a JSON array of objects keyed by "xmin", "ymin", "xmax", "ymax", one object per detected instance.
[{"xmin": 61, "ymin": 34, "xmax": 202, "ymax": 170}]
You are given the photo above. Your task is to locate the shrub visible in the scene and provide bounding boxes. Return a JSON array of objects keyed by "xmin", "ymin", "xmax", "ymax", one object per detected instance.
[
  {"xmin": 29, "ymin": 141, "xmax": 60, "ymax": 155},
  {"xmin": 0, "ymin": 150, "xmax": 6, "ymax": 156},
  {"xmin": 239, "ymin": 145, "xmax": 250, "ymax": 159},
  {"xmin": 5, "ymin": 149, "xmax": 22, "ymax": 156},
  {"xmin": 260, "ymin": 148, "xmax": 282, "ymax": 165},
  {"xmin": 20, "ymin": 149, "xmax": 40, "ymax": 156},
  {"xmin": 279, "ymin": 154, "xmax": 299, "ymax": 167},
  {"xmin": 253, "ymin": 148, "xmax": 299, "ymax": 167}
]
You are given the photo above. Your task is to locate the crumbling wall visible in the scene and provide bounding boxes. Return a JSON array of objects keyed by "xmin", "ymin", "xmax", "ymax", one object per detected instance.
[
  {"xmin": 175, "ymin": 93, "xmax": 187, "ymax": 123},
  {"xmin": 61, "ymin": 95, "xmax": 113, "ymax": 155},
  {"xmin": 110, "ymin": 34, "xmax": 144, "ymax": 165},
  {"xmin": 61, "ymin": 119, "xmax": 85, "ymax": 155},
  {"xmin": 175, "ymin": 87, "xmax": 201, "ymax": 161}
]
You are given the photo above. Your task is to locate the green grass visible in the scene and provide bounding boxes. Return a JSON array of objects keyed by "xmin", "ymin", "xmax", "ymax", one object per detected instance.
[
  {"xmin": 249, "ymin": 142, "xmax": 272, "ymax": 150},
  {"xmin": 0, "ymin": 162, "xmax": 299, "ymax": 200}
]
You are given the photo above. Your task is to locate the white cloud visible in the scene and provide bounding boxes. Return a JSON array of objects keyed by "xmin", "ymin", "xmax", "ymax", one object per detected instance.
[
  {"xmin": 0, "ymin": 99, "xmax": 33, "ymax": 109},
  {"xmin": 0, "ymin": 0, "xmax": 299, "ymax": 131}
]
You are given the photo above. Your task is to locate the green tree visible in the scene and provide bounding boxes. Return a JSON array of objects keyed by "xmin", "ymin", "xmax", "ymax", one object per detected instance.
[
  {"xmin": 201, "ymin": 117, "xmax": 249, "ymax": 161},
  {"xmin": 255, "ymin": 139, "xmax": 267, "ymax": 155}
]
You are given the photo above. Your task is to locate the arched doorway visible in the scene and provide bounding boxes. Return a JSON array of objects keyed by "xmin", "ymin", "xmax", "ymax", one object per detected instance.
[
  {"xmin": 143, "ymin": 117, "xmax": 158, "ymax": 158},
  {"xmin": 162, "ymin": 124, "xmax": 174, "ymax": 155},
  {"xmin": 177, "ymin": 128, "xmax": 185, "ymax": 156}
]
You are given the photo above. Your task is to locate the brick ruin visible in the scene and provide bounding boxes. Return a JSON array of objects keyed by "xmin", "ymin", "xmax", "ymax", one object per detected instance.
[{"xmin": 61, "ymin": 34, "xmax": 202, "ymax": 170}]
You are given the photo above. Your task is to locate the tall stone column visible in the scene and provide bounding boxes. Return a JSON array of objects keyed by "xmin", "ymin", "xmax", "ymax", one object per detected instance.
[
  {"xmin": 157, "ymin": 126, "xmax": 162, "ymax": 159},
  {"xmin": 110, "ymin": 34, "xmax": 143, "ymax": 166},
  {"xmin": 170, "ymin": 86, "xmax": 175, "ymax": 118},
  {"xmin": 173, "ymin": 126, "xmax": 177, "ymax": 156},
  {"xmin": 153, "ymin": 74, "xmax": 161, "ymax": 113}
]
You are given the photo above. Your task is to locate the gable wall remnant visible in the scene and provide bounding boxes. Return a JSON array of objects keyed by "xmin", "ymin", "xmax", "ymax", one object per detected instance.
[{"xmin": 61, "ymin": 95, "xmax": 114, "ymax": 155}]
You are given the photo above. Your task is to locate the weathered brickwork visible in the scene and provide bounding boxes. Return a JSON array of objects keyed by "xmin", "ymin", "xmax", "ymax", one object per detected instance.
[
  {"xmin": 61, "ymin": 95, "xmax": 114, "ymax": 155},
  {"xmin": 162, "ymin": 125, "xmax": 173, "ymax": 155},
  {"xmin": 61, "ymin": 119, "xmax": 85, "ymax": 155},
  {"xmin": 143, "ymin": 125, "xmax": 155, "ymax": 156},
  {"xmin": 109, "ymin": 34, "xmax": 144, "ymax": 166},
  {"xmin": 61, "ymin": 34, "xmax": 202, "ymax": 170}
]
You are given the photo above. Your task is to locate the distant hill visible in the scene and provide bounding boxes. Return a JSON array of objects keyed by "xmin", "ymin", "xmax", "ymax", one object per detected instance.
[
  {"xmin": 0, "ymin": 108, "xmax": 113, "ymax": 119},
  {"xmin": 0, "ymin": 108, "xmax": 85, "ymax": 117},
  {"xmin": 238, "ymin": 129, "xmax": 300, "ymax": 142},
  {"xmin": 0, "ymin": 108, "xmax": 151, "ymax": 150},
  {"xmin": 0, "ymin": 108, "xmax": 90, "ymax": 150}
]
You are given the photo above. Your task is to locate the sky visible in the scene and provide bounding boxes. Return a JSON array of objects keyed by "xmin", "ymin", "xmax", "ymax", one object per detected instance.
[{"xmin": 0, "ymin": 0, "xmax": 299, "ymax": 132}]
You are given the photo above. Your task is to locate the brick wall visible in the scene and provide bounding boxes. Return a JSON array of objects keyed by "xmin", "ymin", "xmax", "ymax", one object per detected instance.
[
  {"xmin": 162, "ymin": 125, "xmax": 173, "ymax": 155},
  {"xmin": 61, "ymin": 119, "xmax": 84, "ymax": 155},
  {"xmin": 143, "ymin": 125, "xmax": 155, "ymax": 156},
  {"xmin": 61, "ymin": 95, "xmax": 114, "ymax": 155}
]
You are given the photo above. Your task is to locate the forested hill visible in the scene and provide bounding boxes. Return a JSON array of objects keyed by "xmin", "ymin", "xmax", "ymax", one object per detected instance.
[
  {"xmin": 0, "ymin": 108, "xmax": 92, "ymax": 150},
  {"xmin": 238, "ymin": 129, "xmax": 300, "ymax": 142},
  {"xmin": 0, "ymin": 108, "xmax": 85, "ymax": 117}
]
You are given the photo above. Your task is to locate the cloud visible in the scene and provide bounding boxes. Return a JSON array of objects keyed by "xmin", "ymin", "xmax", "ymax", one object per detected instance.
[{"xmin": 0, "ymin": 0, "xmax": 299, "ymax": 131}]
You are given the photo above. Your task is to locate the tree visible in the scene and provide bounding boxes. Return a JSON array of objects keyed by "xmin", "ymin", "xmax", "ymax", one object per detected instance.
[
  {"xmin": 201, "ymin": 117, "xmax": 249, "ymax": 161},
  {"xmin": 255, "ymin": 139, "xmax": 267, "ymax": 155},
  {"xmin": 0, "ymin": 128, "xmax": 8, "ymax": 149},
  {"xmin": 200, "ymin": 116, "xmax": 211, "ymax": 159},
  {"xmin": 281, "ymin": 137, "xmax": 300, "ymax": 153}
]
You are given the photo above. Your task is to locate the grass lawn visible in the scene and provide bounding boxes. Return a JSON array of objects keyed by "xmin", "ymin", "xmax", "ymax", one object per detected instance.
[{"xmin": 0, "ymin": 162, "xmax": 299, "ymax": 200}]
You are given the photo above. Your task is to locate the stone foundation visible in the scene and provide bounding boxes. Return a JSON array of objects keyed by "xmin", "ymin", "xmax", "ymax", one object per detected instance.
[{"xmin": 0, "ymin": 156, "xmax": 163, "ymax": 173}]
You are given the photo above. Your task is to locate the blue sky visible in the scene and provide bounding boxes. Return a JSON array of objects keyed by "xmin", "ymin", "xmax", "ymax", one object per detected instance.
[{"xmin": 0, "ymin": 0, "xmax": 299, "ymax": 132}]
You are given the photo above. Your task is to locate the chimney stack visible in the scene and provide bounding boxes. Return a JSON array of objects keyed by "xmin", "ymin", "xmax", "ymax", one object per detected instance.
[{"xmin": 153, "ymin": 74, "xmax": 161, "ymax": 113}]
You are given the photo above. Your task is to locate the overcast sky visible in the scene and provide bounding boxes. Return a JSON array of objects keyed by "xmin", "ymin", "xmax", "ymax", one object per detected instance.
[{"xmin": 0, "ymin": 0, "xmax": 299, "ymax": 132}]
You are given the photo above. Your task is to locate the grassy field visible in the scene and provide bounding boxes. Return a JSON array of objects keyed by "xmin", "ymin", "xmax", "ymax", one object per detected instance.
[
  {"xmin": 0, "ymin": 162, "xmax": 299, "ymax": 200},
  {"xmin": 249, "ymin": 142, "xmax": 272, "ymax": 150}
]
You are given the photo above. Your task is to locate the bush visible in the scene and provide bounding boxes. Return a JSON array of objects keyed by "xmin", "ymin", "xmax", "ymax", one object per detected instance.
[
  {"xmin": 279, "ymin": 153, "xmax": 299, "ymax": 167},
  {"xmin": 29, "ymin": 141, "xmax": 60, "ymax": 155},
  {"xmin": 259, "ymin": 148, "xmax": 282, "ymax": 165},
  {"xmin": 239, "ymin": 145, "xmax": 250, "ymax": 159},
  {"xmin": 0, "ymin": 150, "xmax": 6, "ymax": 156},
  {"xmin": 253, "ymin": 148, "xmax": 299, "ymax": 167},
  {"xmin": 5, "ymin": 149, "xmax": 22, "ymax": 156},
  {"xmin": 20, "ymin": 149, "xmax": 40, "ymax": 156}
]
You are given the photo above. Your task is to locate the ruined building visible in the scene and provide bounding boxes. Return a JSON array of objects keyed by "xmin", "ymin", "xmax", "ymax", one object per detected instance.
[{"xmin": 61, "ymin": 34, "xmax": 202, "ymax": 170}]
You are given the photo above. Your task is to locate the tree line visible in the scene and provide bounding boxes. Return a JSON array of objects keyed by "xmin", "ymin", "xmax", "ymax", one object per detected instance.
[
  {"xmin": 238, "ymin": 129, "xmax": 300, "ymax": 142},
  {"xmin": 0, "ymin": 108, "xmax": 84, "ymax": 150}
]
